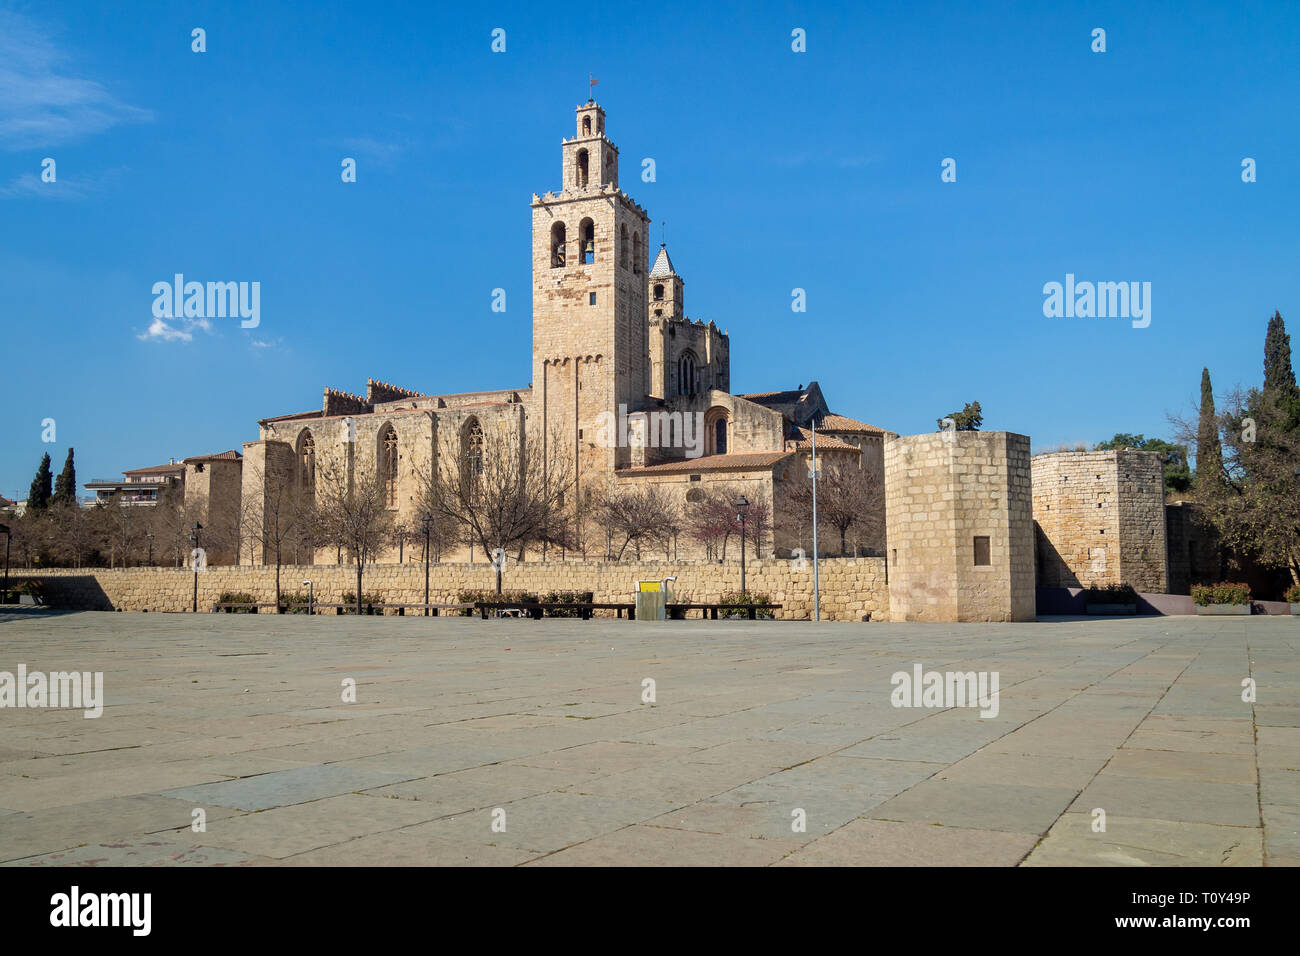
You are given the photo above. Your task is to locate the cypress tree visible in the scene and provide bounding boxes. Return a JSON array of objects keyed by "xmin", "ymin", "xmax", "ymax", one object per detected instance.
[
  {"xmin": 53, "ymin": 448, "xmax": 77, "ymax": 507},
  {"xmin": 1263, "ymin": 310, "xmax": 1297, "ymax": 395},
  {"xmin": 28, "ymin": 453, "xmax": 53, "ymax": 510},
  {"xmin": 1261, "ymin": 311, "xmax": 1300, "ymax": 432},
  {"xmin": 1195, "ymin": 367, "xmax": 1223, "ymax": 489}
]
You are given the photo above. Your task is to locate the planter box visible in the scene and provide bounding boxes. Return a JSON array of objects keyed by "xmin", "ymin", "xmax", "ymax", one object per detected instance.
[
  {"xmin": 1195, "ymin": 604, "xmax": 1251, "ymax": 615},
  {"xmin": 1086, "ymin": 603, "xmax": 1137, "ymax": 615}
]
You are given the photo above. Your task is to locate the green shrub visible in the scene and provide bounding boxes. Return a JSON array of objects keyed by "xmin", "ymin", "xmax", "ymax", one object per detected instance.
[
  {"xmin": 341, "ymin": 592, "xmax": 385, "ymax": 614},
  {"xmin": 278, "ymin": 591, "xmax": 311, "ymax": 614},
  {"xmin": 216, "ymin": 591, "xmax": 258, "ymax": 612},
  {"xmin": 539, "ymin": 590, "xmax": 594, "ymax": 617},
  {"xmin": 14, "ymin": 579, "xmax": 46, "ymax": 597},
  {"xmin": 1192, "ymin": 582, "xmax": 1251, "ymax": 606},
  {"xmin": 1082, "ymin": 583, "xmax": 1137, "ymax": 604},
  {"xmin": 456, "ymin": 589, "xmax": 540, "ymax": 615},
  {"xmin": 718, "ymin": 591, "xmax": 775, "ymax": 619},
  {"xmin": 1285, "ymin": 584, "xmax": 1300, "ymax": 604}
]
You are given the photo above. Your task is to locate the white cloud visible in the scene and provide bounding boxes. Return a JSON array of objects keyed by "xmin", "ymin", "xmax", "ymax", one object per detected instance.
[
  {"xmin": 341, "ymin": 136, "xmax": 402, "ymax": 172},
  {"xmin": 138, "ymin": 318, "xmax": 192, "ymax": 343},
  {"xmin": 0, "ymin": 10, "xmax": 152, "ymax": 150}
]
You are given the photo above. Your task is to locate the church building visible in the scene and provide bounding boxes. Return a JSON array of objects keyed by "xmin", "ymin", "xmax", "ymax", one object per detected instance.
[{"xmin": 237, "ymin": 100, "xmax": 890, "ymax": 565}]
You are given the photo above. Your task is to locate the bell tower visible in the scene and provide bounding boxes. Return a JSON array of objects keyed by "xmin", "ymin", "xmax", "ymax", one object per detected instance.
[{"xmin": 531, "ymin": 100, "xmax": 650, "ymax": 521}]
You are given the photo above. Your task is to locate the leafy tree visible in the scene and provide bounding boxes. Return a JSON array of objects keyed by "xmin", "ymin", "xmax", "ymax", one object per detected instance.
[
  {"xmin": 53, "ymin": 448, "xmax": 77, "ymax": 507},
  {"xmin": 28, "ymin": 453, "xmax": 53, "ymax": 511},
  {"xmin": 1093, "ymin": 433, "xmax": 1191, "ymax": 496},
  {"xmin": 937, "ymin": 401, "xmax": 982, "ymax": 432}
]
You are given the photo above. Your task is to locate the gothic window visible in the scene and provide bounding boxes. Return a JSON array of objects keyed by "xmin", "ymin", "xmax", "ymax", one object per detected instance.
[
  {"xmin": 620, "ymin": 225, "xmax": 628, "ymax": 269},
  {"xmin": 579, "ymin": 218, "xmax": 595, "ymax": 264},
  {"xmin": 678, "ymin": 351, "xmax": 698, "ymax": 397},
  {"xmin": 632, "ymin": 232, "xmax": 641, "ymax": 274},
  {"xmin": 550, "ymin": 221, "xmax": 566, "ymax": 267},
  {"xmin": 653, "ymin": 284, "xmax": 664, "ymax": 301},
  {"xmin": 380, "ymin": 425, "xmax": 398, "ymax": 508},
  {"xmin": 463, "ymin": 418, "xmax": 484, "ymax": 488},
  {"xmin": 576, "ymin": 149, "xmax": 589, "ymax": 187},
  {"xmin": 299, "ymin": 432, "xmax": 316, "ymax": 492}
]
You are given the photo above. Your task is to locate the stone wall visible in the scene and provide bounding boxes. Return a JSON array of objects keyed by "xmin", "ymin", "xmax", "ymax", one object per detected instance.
[
  {"xmin": 884, "ymin": 431, "xmax": 1035, "ymax": 622},
  {"xmin": 1031, "ymin": 450, "xmax": 1167, "ymax": 592},
  {"xmin": 9, "ymin": 557, "xmax": 888, "ymax": 622}
]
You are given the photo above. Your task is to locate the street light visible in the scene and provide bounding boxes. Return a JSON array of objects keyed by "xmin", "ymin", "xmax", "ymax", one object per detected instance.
[
  {"xmin": 189, "ymin": 522, "xmax": 203, "ymax": 613},
  {"xmin": 420, "ymin": 513, "xmax": 432, "ymax": 616},
  {"xmin": 302, "ymin": 580, "xmax": 313, "ymax": 615},
  {"xmin": 733, "ymin": 495, "xmax": 750, "ymax": 595},
  {"xmin": 0, "ymin": 523, "xmax": 10, "ymax": 598}
]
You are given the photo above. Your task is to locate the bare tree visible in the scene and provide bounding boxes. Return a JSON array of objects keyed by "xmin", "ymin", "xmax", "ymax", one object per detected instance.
[
  {"xmin": 95, "ymin": 493, "xmax": 144, "ymax": 567},
  {"xmin": 591, "ymin": 482, "xmax": 678, "ymax": 560},
  {"xmin": 49, "ymin": 502, "xmax": 100, "ymax": 568},
  {"xmin": 418, "ymin": 424, "xmax": 573, "ymax": 593},
  {"xmin": 313, "ymin": 459, "xmax": 395, "ymax": 614},
  {"xmin": 239, "ymin": 464, "xmax": 312, "ymax": 608},
  {"xmin": 784, "ymin": 460, "xmax": 883, "ymax": 556}
]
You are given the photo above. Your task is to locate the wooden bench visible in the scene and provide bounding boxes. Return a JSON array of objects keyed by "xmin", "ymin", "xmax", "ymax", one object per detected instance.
[
  {"xmin": 473, "ymin": 601, "xmax": 637, "ymax": 620},
  {"xmin": 212, "ymin": 602, "xmax": 473, "ymax": 616},
  {"xmin": 666, "ymin": 603, "xmax": 782, "ymax": 620}
]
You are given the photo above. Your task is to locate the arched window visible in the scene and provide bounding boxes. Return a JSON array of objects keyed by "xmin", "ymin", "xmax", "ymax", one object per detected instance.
[
  {"xmin": 715, "ymin": 418, "xmax": 727, "ymax": 455},
  {"xmin": 582, "ymin": 116, "xmax": 591, "ymax": 136},
  {"xmin": 677, "ymin": 352, "xmax": 697, "ymax": 396},
  {"xmin": 463, "ymin": 418, "xmax": 484, "ymax": 488},
  {"xmin": 632, "ymin": 232, "xmax": 641, "ymax": 274},
  {"xmin": 579, "ymin": 218, "xmax": 595, "ymax": 264},
  {"xmin": 619, "ymin": 225, "xmax": 628, "ymax": 269},
  {"xmin": 576, "ymin": 149, "xmax": 589, "ymax": 187},
  {"xmin": 653, "ymin": 284, "xmax": 664, "ymax": 301},
  {"xmin": 299, "ymin": 431, "xmax": 316, "ymax": 492},
  {"xmin": 380, "ymin": 425, "xmax": 398, "ymax": 507},
  {"xmin": 550, "ymin": 221, "xmax": 566, "ymax": 267}
]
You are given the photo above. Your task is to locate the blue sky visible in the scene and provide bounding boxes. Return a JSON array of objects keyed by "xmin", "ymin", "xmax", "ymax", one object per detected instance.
[{"xmin": 2, "ymin": 0, "xmax": 1297, "ymax": 498}]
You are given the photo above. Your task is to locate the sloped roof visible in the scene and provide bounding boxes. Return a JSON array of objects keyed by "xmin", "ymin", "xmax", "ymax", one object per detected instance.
[
  {"xmin": 649, "ymin": 244, "xmax": 675, "ymax": 277},
  {"xmin": 122, "ymin": 462, "xmax": 186, "ymax": 476},
  {"xmin": 785, "ymin": 427, "xmax": 860, "ymax": 451},
  {"xmin": 817, "ymin": 414, "xmax": 887, "ymax": 435},
  {"xmin": 184, "ymin": 450, "xmax": 243, "ymax": 464},
  {"xmin": 617, "ymin": 451, "xmax": 793, "ymax": 476}
]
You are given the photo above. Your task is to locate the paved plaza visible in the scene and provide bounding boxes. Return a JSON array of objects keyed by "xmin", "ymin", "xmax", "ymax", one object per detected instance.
[{"xmin": 0, "ymin": 609, "xmax": 1296, "ymax": 866}]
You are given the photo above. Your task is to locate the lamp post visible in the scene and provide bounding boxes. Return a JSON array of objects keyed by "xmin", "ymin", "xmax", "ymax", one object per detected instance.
[
  {"xmin": 146, "ymin": 532, "xmax": 154, "ymax": 567},
  {"xmin": 733, "ymin": 495, "xmax": 750, "ymax": 595},
  {"xmin": 421, "ymin": 512, "xmax": 432, "ymax": 616},
  {"xmin": 0, "ymin": 523, "xmax": 10, "ymax": 598},
  {"xmin": 189, "ymin": 522, "xmax": 202, "ymax": 613},
  {"xmin": 811, "ymin": 419, "xmax": 820, "ymax": 622},
  {"xmin": 302, "ymin": 580, "xmax": 313, "ymax": 615}
]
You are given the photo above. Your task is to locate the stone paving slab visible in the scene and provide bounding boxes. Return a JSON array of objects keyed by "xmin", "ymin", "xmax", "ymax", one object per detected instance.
[
  {"xmin": 775, "ymin": 819, "xmax": 1039, "ymax": 866},
  {"xmin": 1, "ymin": 839, "xmax": 259, "ymax": 867},
  {"xmin": 1, "ymin": 611, "xmax": 1296, "ymax": 866},
  {"xmin": 159, "ymin": 764, "xmax": 423, "ymax": 811},
  {"xmin": 1023, "ymin": 812, "xmax": 1264, "ymax": 866}
]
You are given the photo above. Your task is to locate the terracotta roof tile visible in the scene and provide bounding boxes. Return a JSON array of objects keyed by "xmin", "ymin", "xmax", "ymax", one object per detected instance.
[{"xmin": 817, "ymin": 414, "xmax": 887, "ymax": 435}]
